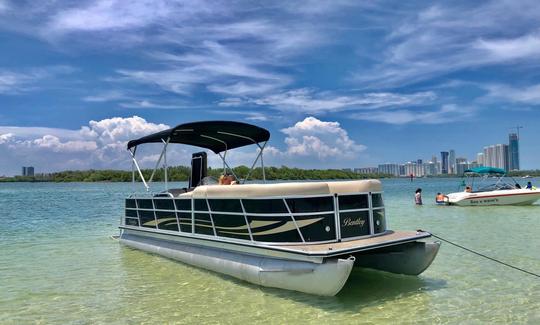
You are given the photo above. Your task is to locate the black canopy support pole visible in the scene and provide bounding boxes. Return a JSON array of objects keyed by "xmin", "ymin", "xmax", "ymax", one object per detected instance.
[
  {"xmin": 129, "ymin": 147, "xmax": 149, "ymax": 191},
  {"xmin": 149, "ymin": 137, "xmax": 170, "ymax": 183},
  {"xmin": 131, "ymin": 147, "xmax": 136, "ymax": 187},
  {"xmin": 218, "ymin": 151, "xmax": 239, "ymax": 181},
  {"xmin": 161, "ymin": 138, "xmax": 170, "ymax": 191},
  {"xmin": 222, "ymin": 149, "xmax": 227, "ymax": 173},
  {"xmin": 201, "ymin": 134, "xmax": 239, "ymax": 181},
  {"xmin": 258, "ymin": 141, "xmax": 267, "ymax": 183},
  {"xmin": 244, "ymin": 141, "xmax": 266, "ymax": 184}
]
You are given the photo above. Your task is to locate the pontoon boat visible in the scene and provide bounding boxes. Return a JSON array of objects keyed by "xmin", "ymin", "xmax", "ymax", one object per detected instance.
[
  {"xmin": 444, "ymin": 167, "xmax": 540, "ymax": 206},
  {"xmin": 119, "ymin": 121, "xmax": 440, "ymax": 296}
]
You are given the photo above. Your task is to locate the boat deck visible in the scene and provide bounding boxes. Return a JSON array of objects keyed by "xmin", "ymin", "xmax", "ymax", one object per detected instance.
[{"xmin": 275, "ymin": 230, "xmax": 430, "ymax": 256}]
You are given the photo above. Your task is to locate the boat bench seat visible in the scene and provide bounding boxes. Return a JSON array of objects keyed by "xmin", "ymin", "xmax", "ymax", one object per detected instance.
[{"xmin": 177, "ymin": 180, "xmax": 382, "ymax": 198}]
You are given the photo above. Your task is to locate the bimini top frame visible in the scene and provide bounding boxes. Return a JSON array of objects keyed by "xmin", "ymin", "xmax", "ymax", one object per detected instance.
[
  {"xmin": 127, "ymin": 121, "xmax": 270, "ymax": 192},
  {"xmin": 460, "ymin": 166, "xmax": 520, "ymax": 192}
]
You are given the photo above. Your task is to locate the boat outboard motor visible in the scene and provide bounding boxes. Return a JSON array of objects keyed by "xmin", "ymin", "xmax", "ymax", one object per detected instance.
[{"xmin": 190, "ymin": 152, "xmax": 207, "ymax": 188}]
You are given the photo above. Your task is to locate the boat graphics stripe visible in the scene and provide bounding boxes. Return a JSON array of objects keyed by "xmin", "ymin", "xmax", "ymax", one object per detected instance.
[
  {"xmin": 463, "ymin": 191, "xmax": 540, "ymax": 200},
  {"xmin": 146, "ymin": 217, "xmax": 324, "ymax": 236}
]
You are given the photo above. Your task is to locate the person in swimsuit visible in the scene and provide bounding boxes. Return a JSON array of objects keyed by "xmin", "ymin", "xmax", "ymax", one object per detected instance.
[{"xmin": 415, "ymin": 188, "xmax": 423, "ymax": 205}]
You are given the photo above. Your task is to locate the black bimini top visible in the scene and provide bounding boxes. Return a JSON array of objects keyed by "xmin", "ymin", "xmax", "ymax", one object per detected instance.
[{"xmin": 127, "ymin": 121, "xmax": 270, "ymax": 153}]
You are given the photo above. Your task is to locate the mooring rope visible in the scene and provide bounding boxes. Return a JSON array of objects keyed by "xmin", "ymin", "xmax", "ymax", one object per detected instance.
[{"xmin": 418, "ymin": 230, "xmax": 540, "ymax": 279}]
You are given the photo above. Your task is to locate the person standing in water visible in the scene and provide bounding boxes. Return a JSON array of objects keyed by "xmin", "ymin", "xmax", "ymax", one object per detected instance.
[
  {"xmin": 415, "ymin": 188, "xmax": 423, "ymax": 205},
  {"xmin": 436, "ymin": 192, "xmax": 445, "ymax": 204}
]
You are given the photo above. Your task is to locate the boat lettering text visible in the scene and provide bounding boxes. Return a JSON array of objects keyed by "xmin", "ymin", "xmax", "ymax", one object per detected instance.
[
  {"xmin": 342, "ymin": 217, "xmax": 365, "ymax": 227},
  {"xmin": 470, "ymin": 198, "xmax": 499, "ymax": 204}
]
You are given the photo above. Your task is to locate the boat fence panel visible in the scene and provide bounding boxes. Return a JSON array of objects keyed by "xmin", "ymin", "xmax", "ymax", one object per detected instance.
[
  {"xmin": 373, "ymin": 209, "xmax": 386, "ymax": 234},
  {"xmin": 246, "ymin": 215, "xmax": 303, "ymax": 242},
  {"xmin": 123, "ymin": 192, "xmax": 387, "ymax": 244},
  {"xmin": 136, "ymin": 199, "xmax": 153, "ymax": 209},
  {"xmin": 176, "ymin": 212, "xmax": 192, "ymax": 233},
  {"xmin": 211, "ymin": 213, "xmax": 251, "ymax": 240},
  {"xmin": 139, "ymin": 210, "xmax": 157, "ymax": 228},
  {"xmin": 194, "ymin": 213, "xmax": 214, "ymax": 236},
  {"xmin": 154, "ymin": 198, "xmax": 175, "ymax": 210},
  {"xmin": 338, "ymin": 210, "xmax": 371, "ymax": 238},
  {"xmin": 124, "ymin": 204, "xmax": 140, "ymax": 227},
  {"xmin": 208, "ymin": 199, "xmax": 250, "ymax": 240},
  {"xmin": 194, "ymin": 199, "xmax": 209, "ymax": 211},
  {"xmin": 294, "ymin": 213, "xmax": 336, "ymax": 242},
  {"xmin": 208, "ymin": 199, "xmax": 243, "ymax": 213},
  {"xmin": 126, "ymin": 199, "xmax": 136, "ymax": 209},
  {"xmin": 285, "ymin": 197, "xmax": 334, "ymax": 213},
  {"xmin": 155, "ymin": 210, "xmax": 179, "ymax": 231},
  {"xmin": 174, "ymin": 199, "xmax": 191, "ymax": 211},
  {"xmin": 242, "ymin": 199, "xmax": 289, "ymax": 214},
  {"xmin": 337, "ymin": 194, "xmax": 369, "ymax": 210},
  {"xmin": 371, "ymin": 193, "xmax": 384, "ymax": 208}
]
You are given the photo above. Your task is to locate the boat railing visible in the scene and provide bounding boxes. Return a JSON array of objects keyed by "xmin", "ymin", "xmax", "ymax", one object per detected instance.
[{"xmin": 122, "ymin": 191, "xmax": 387, "ymax": 245}]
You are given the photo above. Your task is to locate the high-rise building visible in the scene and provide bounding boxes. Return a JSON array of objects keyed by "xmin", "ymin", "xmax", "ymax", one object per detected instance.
[
  {"xmin": 494, "ymin": 144, "xmax": 509, "ymax": 171},
  {"xmin": 476, "ymin": 152, "xmax": 484, "ymax": 166},
  {"xmin": 404, "ymin": 162, "xmax": 425, "ymax": 177},
  {"xmin": 455, "ymin": 157, "xmax": 468, "ymax": 175},
  {"xmin": 423, "ymin": 162, "xmax": 437, "ymax": 176},
  {"xmin": 377, "ymin": 164, "xmax": 400, "ymax": 176},
  {"xmin": 508, "ymin": 133, "xmax": 519, "ymax": 171},
  {"xmin": 448, "ymin": 150, "xmax": 456, "ymax": 174},
  {"xmin": 483, "ymin": 145, "xmax": 496, "ymax": 167},
  {"xmin": 22, "ymin": 166, "xmax": 35, "ymax": 176},
  {"xmin": 440, "ymin": 151, "xmax": 449, "ymax": 174},
  {"xmin": 431, "ymin": 156, "xmax": 439, "ymax": 174},
  {"xmin": 456, "ymin": 163, "xmax": 469, "ymax": 175},
  {"xmin": 355, "ymin": 167, "xmax": 378, "ymax": 174}
]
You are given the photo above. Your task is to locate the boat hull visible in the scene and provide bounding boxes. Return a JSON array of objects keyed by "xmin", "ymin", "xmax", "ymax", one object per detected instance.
[
  {"xmin": 350, "ymin": 241, "xmax": 440, "ymax": 275},
  {"xmin": 119, "ymin": 228, "xmax": 440, "ymax": 295},
  {"xmin": 120, "ymin": 233, "xmax": 354, "ymax": 296},
  {"xmin": 446, "ymin": 189, "xmax": 540, "ymax": 206}
]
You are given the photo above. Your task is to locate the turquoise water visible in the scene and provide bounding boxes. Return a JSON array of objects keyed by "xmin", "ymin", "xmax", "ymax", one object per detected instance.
[{"xmin": 1, "ymin": 179, "xmax": 539, "ymax": 324}]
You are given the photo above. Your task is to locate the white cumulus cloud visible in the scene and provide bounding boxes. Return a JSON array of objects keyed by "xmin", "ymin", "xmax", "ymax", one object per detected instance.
[
  {"xmin": 0, "ymin": 116, "xmax": 170, "ymax": 175},
  {"xmin": 31, "ymin": 135, "xmax": 98, "ymax": 152},
  {"xmin": 278, "ymin": 116, "xmax": 365, "ymax": 160}
]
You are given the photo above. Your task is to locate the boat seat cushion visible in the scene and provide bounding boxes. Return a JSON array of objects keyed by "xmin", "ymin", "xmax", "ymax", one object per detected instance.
[{"xmin": 178, "ymin": 180, "xmax": 381, "ymax": 198}]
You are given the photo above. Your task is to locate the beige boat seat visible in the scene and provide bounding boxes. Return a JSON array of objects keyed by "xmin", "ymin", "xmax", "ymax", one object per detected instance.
[{"xmin": 177, "ymin": 180, "xmax": 381, "ymax": 198}]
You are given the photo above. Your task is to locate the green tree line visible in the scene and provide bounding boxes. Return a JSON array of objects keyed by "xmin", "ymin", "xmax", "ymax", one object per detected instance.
[{"xmin": 0, "ymin": 165, "xmax": 391, "ymax": 182}]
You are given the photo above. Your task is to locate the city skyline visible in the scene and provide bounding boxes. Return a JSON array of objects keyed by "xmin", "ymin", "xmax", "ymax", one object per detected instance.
[
  {"xmin": 355, "ymin": 131, "xmax": 522, "ymax": 176},
  {"xmin": 2, "ymin": 1, "xmax": 540, "ymax": 175},
  {"xmin": 6, "ymin": 129, "xmax": 533, "ymax": 178}
]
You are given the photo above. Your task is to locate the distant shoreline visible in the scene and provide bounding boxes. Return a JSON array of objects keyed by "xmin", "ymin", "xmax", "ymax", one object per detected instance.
[{"xmin": 2, "ymin": 166, "xmax": 538, "ymax": 182}]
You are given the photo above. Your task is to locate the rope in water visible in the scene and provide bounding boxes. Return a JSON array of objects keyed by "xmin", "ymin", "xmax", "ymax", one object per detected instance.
[{"xmin": 418, "ymin": 230, "xmax": 540, "ymax": 279}]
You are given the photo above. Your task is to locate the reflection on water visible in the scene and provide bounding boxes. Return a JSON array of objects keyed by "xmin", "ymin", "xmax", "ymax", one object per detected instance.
[{"xmin": 1, "ymin": 180, "xmax": 539, "ymax": 324}]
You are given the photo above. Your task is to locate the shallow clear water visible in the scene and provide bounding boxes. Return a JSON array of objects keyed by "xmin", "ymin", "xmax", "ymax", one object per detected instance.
[{"xmin": 1, "ymin": 179, "xmax": 539, "ymax": 324}]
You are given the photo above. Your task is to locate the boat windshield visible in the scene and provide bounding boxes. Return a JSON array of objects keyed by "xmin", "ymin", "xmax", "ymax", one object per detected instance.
[
  {"xmin": 463, "ymin": 174, "xmax": 521, "ymax": 193},
  {"xmin": 474, "ymin": 182, "xmax": 515, "ymax": 192}
]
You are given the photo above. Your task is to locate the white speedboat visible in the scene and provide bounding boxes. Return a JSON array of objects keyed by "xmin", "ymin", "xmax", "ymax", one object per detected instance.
[
  {"xmin": 445, "ymin": 167, "xmax": 540, "ymax": 206},
  {"xmin": 119, "ymin": 121, "xmax": 440, "ymax": 296}
]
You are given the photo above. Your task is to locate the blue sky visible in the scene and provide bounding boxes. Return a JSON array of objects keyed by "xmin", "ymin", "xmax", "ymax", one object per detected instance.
[{"xmin": 1, "ymin": 0, "xmax": 540, "ymax": 175}]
